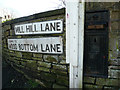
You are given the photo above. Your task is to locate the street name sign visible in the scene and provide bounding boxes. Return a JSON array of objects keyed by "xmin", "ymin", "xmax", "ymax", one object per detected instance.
[
  {"xmin": 8, "ymin": 37, "xmax": 63, "ymax": 54},
  {"xmin": 14, "ymin": 20, "xmax": 63, "ymax": 35}
]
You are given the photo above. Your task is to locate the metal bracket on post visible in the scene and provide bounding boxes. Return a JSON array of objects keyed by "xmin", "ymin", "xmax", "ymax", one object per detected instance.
[{"xmin": 66, "ymin": 0, "xmax": 85, "ymax": 88}]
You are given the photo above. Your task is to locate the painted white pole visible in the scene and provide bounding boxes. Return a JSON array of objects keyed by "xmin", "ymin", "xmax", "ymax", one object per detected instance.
[{"xmin": 66, "ymin": 0, "xmax": 85, "ymax": 88}]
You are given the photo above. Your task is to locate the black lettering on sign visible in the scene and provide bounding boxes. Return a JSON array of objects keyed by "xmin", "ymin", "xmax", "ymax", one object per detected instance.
[
  {"xmin": 41, "ymin": 44, "xmax": 61, "ymax": 53},
  {"xmin": 18, "ymin": 44, "xmax": 38, "ymax": 51},
  {"xmin": 23, "ymin": 44, "xmax": 27, "ymax": 50},
  {"xmin": 26, "ymin": 25, "xmax": 32, "ymax": 32},
  {"xmin": 26, "ymin": 44, "xmax": 30, "ymax": 51},
  {"xmin": 30, "ymin": 44, "xmax": 38, "ymax": 51},
  {"xmin": 45, "ymin": 23, "xmax": 49, "ymax": 31},
  {"xmin": 50, "ymin": 44, "xmax": 56, "ymax": 52},
  {"xmin": 34, "ymin": 44, "xmax": 39, "ymax": 51},
  {"xmin": 20, "ymin": 26, "xmax": 24, "ymax": 33},
  {"xmin": 18, "ymin": 44, "xmax": 24, "ymax": 50},
  {"xmin": 23, "ymin": 44, "xmax": 30, "ymax": 51},
  {"xmin": 46, "ymin": 44, "xmax": 50, "ymax": 52},
  {"xmin": 15, "ymin": 26, "xmax": 20, "ymax": 33},
  {"xmin": 41, "ymin": 24, "xmax": 44, "ymax": 31},
  {"xmin": 56, "ymin": 22, "xmax": 61, "ymax": 31},
  {"xmin": 56, "ymin": 44, "xmax": 61, "ymax": 52},
  {"xmin": 50, "ymin": 23, "xmax": 55, "ymax": 31},
  {"xmin": 41, "ymin": 44, "xmax": 45, "ymax": 52},
  {"xmin": 15, "ymin": 26, "xmax": 24, "ymax": 33},
  {"xmin": 30, "ymin": 44, "xmax": 33, "ymax": 51},
  {"xmin": 9, "ymin": 44, "xmax": 17, "ymax": 50},
  {"xmin": 34, "ymin": 25, "xmax": 37, "ymax": 32},
  {"xmin": 31, "ymin": 24, "xmax": 38, "ymax": 32},
  {"xmin": 15, "ymin": 27, "xmax": 20, "ymax": 33}
]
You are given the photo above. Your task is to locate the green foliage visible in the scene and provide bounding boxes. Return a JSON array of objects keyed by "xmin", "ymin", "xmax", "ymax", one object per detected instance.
[{"xmin": 2, "ymin": 19, "xmax": 14, "ymax": 23}]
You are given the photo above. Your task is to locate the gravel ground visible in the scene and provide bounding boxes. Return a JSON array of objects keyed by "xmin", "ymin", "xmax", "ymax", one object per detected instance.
[{"xmin": 2, "ymin": 60, "xmax": 43, "ymax": 89}]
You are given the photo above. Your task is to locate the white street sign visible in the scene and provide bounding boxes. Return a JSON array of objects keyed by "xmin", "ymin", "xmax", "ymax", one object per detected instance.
[
  {"xmin": 8, "ymin": 37, "xmax": 63, "ymax": 54},
  {"xmin": 14, "ymin": 20, "xmax": 63, "ymax": 35}
]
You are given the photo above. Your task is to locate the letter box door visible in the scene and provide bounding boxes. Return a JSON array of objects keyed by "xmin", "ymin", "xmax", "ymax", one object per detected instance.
[
  {"xmin": 84, "ymin": 10, "xmax": 109, "ymax": 77},
  {"xmin": 84, "ymin": 33, "xmax": 108, "ymax": 77}
]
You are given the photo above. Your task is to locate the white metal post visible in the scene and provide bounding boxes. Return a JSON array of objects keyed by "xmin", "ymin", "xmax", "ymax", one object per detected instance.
[{"xmin": 66, "ymin": 0, "xmax": 85, "ymax": 88}]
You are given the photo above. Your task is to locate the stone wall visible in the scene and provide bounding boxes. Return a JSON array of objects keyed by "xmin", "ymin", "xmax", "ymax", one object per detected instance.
[
  {"xmin": 84, "ymin": 2, "xmax": 120, "ymax": 89},
  {"xmin": 2, "ymin": 2, "xmax": 120, "ymax": 89},
  {"xmin": 2, "ymin": 8, "xmax": 69, "ymax": 88}
]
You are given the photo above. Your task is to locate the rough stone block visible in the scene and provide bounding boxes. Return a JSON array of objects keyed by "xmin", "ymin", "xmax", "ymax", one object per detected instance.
[
  {"xmin": 26, "ymin": 60, "xmax": 37, "ymax": 70},
  {"xmin": 32, "ymin": 57, "xmax": 43, "ymax": 61},
  {"xmin": 112, "ymin": 2, "xmax": 120, "ymax": 11},
  {"xmin": 21, "ymin": 61, "xmax": 26, "ymax": 66},
  {"xmin": 53, "ymin": 84, "xmax": 67, "ymax": 88},
  {"xmin": 9, "ymin": 52, "xmax": 15, "ymax": 57},
  {"xmin": 38, "ymin": 61, "xmax": 51, "ymax": 68},
  {"xmin": 109, "ymin": 59, "xmax": 120, "ymax": 66},
  {"xmin": 60, "ymin": 59, "xmax": 66, "ymax": 64},
  {"xmin": 83, "ymin": 77, "xmax": 95, "ymax": 84},
  {"xmin": 44, "ymin": 55, "xmax": 58, "ymax": 63},
  {"xmin": 108, "ymin": 66, "xmax": 120, "ymax": 70},
  {"xmin": 33, "ymin": 53, "xmax": 42, "ymax": 58},
  {"xmin": 22, "ymin": 52, "xmax": 33, "ymax": 59},
  {"xmin": 52, "ymin": 64, "xmax": 67, "ymax": 71},
  {"xmin": 3, "ymin": 39, "xmax": 6, "ymax": 44},
  {"xmin": 3, "ymin": 25, "xmax": 11, "ymax": 30},
  {"xmin": 3, "ymin": 43, "xmax": 7, "ymax": 48},
  {"xmin": 5, "ymin": 31, "xmax": 10, "ymax": 36},
  {"xmin": 111, "ymin": 11, "xmax": 120, "ymax": 20},
  {"xmin": 84, "ymin": 84, "xmax": 103, "ymax": 89},
  {"xmin": 41, "ymin": 80, "xmax": 52, "ymax": 88},
  {"xmin": 10, "ymin": 30, "xmax": 14, "ymax": 36},
  {"xmin": 37, "ymin": 67, "xmax": 50, "ymax": 72},
  {"xmin": 56, "ymin": 75, "xmax": 69, "ymax": 86},
  {"xmin": 109, "ymin": 37, "xmax": 117, "ymax": 51},
  {"xmin": 51, "ymin": 69, "xmax": 67, "ymax": 76},
  {"xmin": 9, "ymin": 56, "xmax": 15, "ymax": 61},
  {"xmin": 16, "ymin": 36, "xmax": 22, "ymax": 38},
  {"xmin": 13, "ymin": 60, "xmax": 20, "ymax": 65},
  {"xmin": 104, "ymin": 86, "xmax": 119, "ymax": 90},
  {"xmin": 59, "ymin": 55, "xmax": 66, "ymax": 60},
  {"xmin": 109, "ymin": 51, "xmax": 118, "ymax": 59},
  {"xmin": 40, "ymin": 72, "xmax": 56, "ymax": 82},
  {"xmin": 15, "ymin": 52, "xmax": 22, "ymax": 57},
  {"xmin": 59, "ymin": 55, "xmax": 66, "ymax": 64},
  {"xmin": 111, "ymin": 21, "xmax": 119, "ymax": 30},
  {"xmin": 14, "ymin": 57, "xmax": 21, "ymax": 61},
  {"xmin": 108, "ymin": 69, "xmax": 120, "ymax": 79},
  {"xmin": 96, "ymin": 78, "xmax": 119, "ymax": 86},
  {"xmin": 9, "ymin": 50, "xmax": 14, "ymax": 53}
]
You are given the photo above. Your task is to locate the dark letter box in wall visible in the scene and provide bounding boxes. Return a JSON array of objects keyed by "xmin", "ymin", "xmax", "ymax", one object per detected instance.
[{"xmin": 84, "ymin": 10, "xmax": 109, "ymax": 77}]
